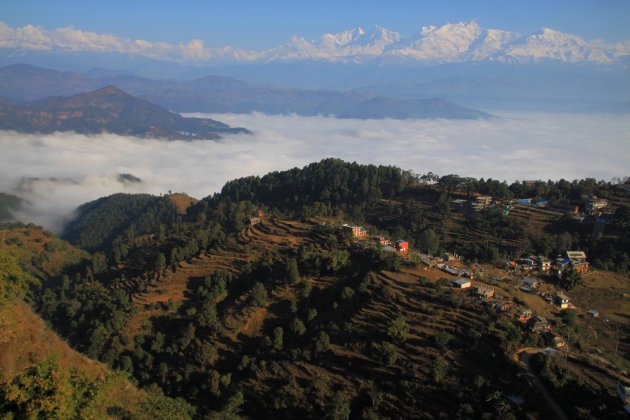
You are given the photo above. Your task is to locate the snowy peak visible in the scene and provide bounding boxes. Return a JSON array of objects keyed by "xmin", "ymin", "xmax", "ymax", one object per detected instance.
[
  {"xmin": 261, "ymin": 21, "xmax": 628, "ymax": 65},
  {"xmin": 267, "ymin": 25, "xmax": 402, "ymax": 62},
  {"xmin": 500, "ymin": 27, "xmax": 614, "ymax": 63},
  {"xmin": 1, "ymin": 19, "xmax": 628, "ymax": 65},
  {"xmin": 386, "ymin": 20, "xmax": 516, "ymax": 62}
]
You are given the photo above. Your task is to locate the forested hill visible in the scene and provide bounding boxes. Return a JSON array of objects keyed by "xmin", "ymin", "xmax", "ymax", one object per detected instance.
[
  {"xmin": 217, "ymin": 158, "xmax": 410, "ymax": 216},
  {"xmin": 60, "ymin": 158, "xmax": 630, "ymax": 274},
  {"xmin": 0, "ymin": 85, "xmax": 250, "ymax": 140},
  {"xmin": 62, "ymin": 193, "xmax": 180, "ymax": 252}
]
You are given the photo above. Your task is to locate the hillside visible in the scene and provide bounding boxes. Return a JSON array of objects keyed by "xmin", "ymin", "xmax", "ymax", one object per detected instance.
[
  {"xmin": 0, "ymin": 64, "xmax": 492, "ymax": 120},
  {"xmin": 0, "ymin": 227, "xmax": 184, "ymax": 418},
  {"xmin": 56, "ymin": 212, "xmax": 630, "ymax": 418},
  {"xmin": 1, "ymin": 160, "xmax": 627, "ymax": 418},
  {"xmin": 0, "ymin": 84, "xmax": 250, "ymax": 139}
]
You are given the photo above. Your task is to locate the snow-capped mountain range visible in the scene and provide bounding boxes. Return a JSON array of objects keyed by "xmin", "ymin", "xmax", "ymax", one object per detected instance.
[
  {"xmin": 261, "ymin": 21, "xmax": 630, "ymax": 64},
  {"xmin": 2, "ymin": 20, "xmax": 629, "ymax": 65}
]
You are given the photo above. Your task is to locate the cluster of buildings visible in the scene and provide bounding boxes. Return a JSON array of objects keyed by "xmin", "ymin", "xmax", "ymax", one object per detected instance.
[
  {"xmin": 342, "ymin": 223, "xmax": 409, "ymax": 255},
  {"xmin": 504, "ymin": 251, "xmax": 589, "ymax": 276},
  {"xmin": 447, "ymin": 274, "xmax": 578, "ymax": 350}
]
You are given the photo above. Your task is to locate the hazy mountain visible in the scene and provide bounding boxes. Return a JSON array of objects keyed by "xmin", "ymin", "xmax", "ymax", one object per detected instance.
[
  {"xmin": 0, "ymin": 64, "xmax": 492, "ymax": 119},
  {"xmin": 0, "ymin": 84, "xmax": 250, "ymax": 139}
]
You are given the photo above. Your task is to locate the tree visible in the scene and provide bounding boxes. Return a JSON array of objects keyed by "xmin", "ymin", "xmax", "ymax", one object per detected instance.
[
  {"xmin": 290, "ymin": 318, "xmax": 307, "ymax": 336},
  {"xmin": 286, "ymin": 258, "xmax": 301, "ymax": 285},
  {"xmin": 0, "ymin": 357, "xmax": 97, "ymax": 419},
  {"xmin": 327, "ymin": 390, "xmax": 351, "ymax": 420},
  {"xmin": 387, "ymin": 314, "xmax": 409, "ymax": 343},
  {"xmin": 434, "ymin": 331, "xmax": 452, "ymax": 350},
  {"xmin": 419, "ymin": 228, "xmax": 440, "ymax": 255},
  {"xmin": 155, "ymin": 252, "xmax": 166, "ymax": 269},
  {"xmin": 141, "ymin": 387, "xmax": 195, "ymax": 419},
  {"xmin": 273, "ymin": 327, "xmax": 284, "ymax": 351},
  {"xmin": 198, "ymin": 301, "xmax": 221, "ymax": 331},
  {"xmin": 195, "ymin": 341, "xmax": 219, "ymax": 367},
  {"xmin": 561, "ymin": 309, "xmax": 577, "ymax": 327},
  {"xmin": 432, "ymin": 356, "xmax": 449, "ymax": 383},
  {"xmin": 251, "ymin": 282, "xmax": 268, "ymax": 307},
  {"xmin": 314, "ymin": 331, "xmax": 331, "ymax": 354},
  {"xmin": 179, "ymin": 323, "xmax": 196, "ymax": 350},
  {"xmin": 562, "ymin": 267, "xmax": 583, "ymax": 291}
]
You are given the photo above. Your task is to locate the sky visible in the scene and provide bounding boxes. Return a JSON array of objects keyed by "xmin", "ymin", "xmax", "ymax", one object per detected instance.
[
  {"xmin": 1, "ymin": 112, "xmax": 628, "ymax": 232},
  {"xmin": 2, "ymin": 0, "xmax": 629, "ymax": 49}
]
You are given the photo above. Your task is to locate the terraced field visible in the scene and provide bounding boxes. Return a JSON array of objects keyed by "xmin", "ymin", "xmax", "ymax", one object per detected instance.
[{"xmin": 119, "ymin": 219, "xmax": 331, "ymax": 336}]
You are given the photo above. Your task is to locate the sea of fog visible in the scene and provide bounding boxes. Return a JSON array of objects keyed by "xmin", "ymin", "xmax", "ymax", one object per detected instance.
[{"xmin": 1, "ymin": 112, "xmax": 629, "ymax": 232}]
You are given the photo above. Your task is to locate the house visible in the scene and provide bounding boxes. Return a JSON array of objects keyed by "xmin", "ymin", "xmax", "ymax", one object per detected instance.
[
  {"xmin": 527, "ymin": 315, "xmax": 550, "ymax": 332},
  {"xmin": 542, "ymin": 331, "xmax": 566, "ymax": 349},
  {"xmin": 494, "ymin": 302, "xmax": 512, "ymax": 312},
  {"xmin": 343, "ymin": 224, "xmax": 367, "ymax": 238},
  {"xmin": 471, "ymin": 195, "xmax": 493, "ymax": 212},
  {"xmin": 396, "ymin": 240, "xmax": 409, "ymax": 255},
  {"xmin": 382, "ymin": 245, "xmax": 397, "ymax": 253},
  {"xmin": 555, "ymin": 292, "xmax": 570, "ymax": 309},
  {"xmin": 587, "ymin": 309, "xmax": 599, "ymax": 318},
  {"xmin": 442, "ymin": 265, "xmax": 460, "ymax": 276},
  {"xmin": 582, "ymin": 194, "xmax": 608, "ymax": 214},
  {"xmin": 373, "ymin": 235, "xmax": 390, "ymax": 246},
  {"xmin": 451, "ymin": 279, "xmax": 472, "ymax": 289},
  {"xmin": 515, "ymin": 309, "xmax": 533, "ymax": 323},
  {"xmin": 535, "ymin": 257, "xmax": 552, "ymax": 272},
  {"xmin": 451, "ymin": 199, "xmax": 468, "ymax": 210},
  {"xmin": 473, "ymin": 286, "xmax": 494, "ymax": 299},
  {"xmin": 534, "ymin": 200, "xmax": 549, "ymax": 208},
  {"xmin": 566, "ymin": 250, "xmax": 589, "ymax": 273},
  {"xmin": 522, "ymin": 278, "xmax": 541, "ymax": 289},
  {"xmin": 515, "ymin": 258, "xmax": 536, "ymax": 271},
  {"xmin": 249, "ymin": 216, "xmax": 262, "ymax": 226}
]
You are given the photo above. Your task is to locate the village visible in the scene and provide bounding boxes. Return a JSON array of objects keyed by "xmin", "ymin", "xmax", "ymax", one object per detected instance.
[
  {"xmin": 339, "ymin": 219, "xmax": 596, "ymax": 352},
  {"xmin": 336, "ymin": 217, "xmax": 630, "ymax": 411}
]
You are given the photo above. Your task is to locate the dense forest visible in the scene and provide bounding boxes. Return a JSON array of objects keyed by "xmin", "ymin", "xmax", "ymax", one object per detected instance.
[{"xmin": 2, "ymin": 158, "xmax": 629, "ymax": 418}]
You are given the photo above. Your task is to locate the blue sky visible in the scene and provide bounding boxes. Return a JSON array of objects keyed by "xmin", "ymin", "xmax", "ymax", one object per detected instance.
[{"xmin": 2, "ymin": 0, "xmax": 629, "ymax": 49}]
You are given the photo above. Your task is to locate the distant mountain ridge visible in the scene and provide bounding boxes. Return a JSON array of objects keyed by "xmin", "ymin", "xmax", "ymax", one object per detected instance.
[
  {"xmin": 0, "ymin": 64, "xmax": 492, "ymax": 120},
  {"xmin": 273, "ymin": 22, "xmax": 630, "ymax": 65},
  {"xmin": 0, "ymin": 84, "xmax": 250, "ymax": 139},
  {"xmin": 1, "ymin": 20, "xmax": 628, "ymax": 65}
]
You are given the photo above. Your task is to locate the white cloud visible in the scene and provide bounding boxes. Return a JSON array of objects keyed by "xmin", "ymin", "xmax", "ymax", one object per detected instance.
[
  {"xmin": 0, "ymin": 112, "xmax": 628, "ymax": 232},
  {"xmin": 0, "ymin": 21, "xmax": 184, "ymax": 61},
  {"xmin": 178, "ymin": 39, "xmax": 210, "ymax": 62}
]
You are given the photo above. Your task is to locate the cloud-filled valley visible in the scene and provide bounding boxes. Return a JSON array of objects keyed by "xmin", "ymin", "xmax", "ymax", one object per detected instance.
[{"xmin": 1, "ymin": 112, "xmax": 629, "ymax": 232}]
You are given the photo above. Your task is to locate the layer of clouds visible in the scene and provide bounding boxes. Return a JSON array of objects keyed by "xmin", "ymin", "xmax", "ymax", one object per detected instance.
[{"xmin": 1, "ymin": 112, "xmax": 628, "ymax": 233}]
